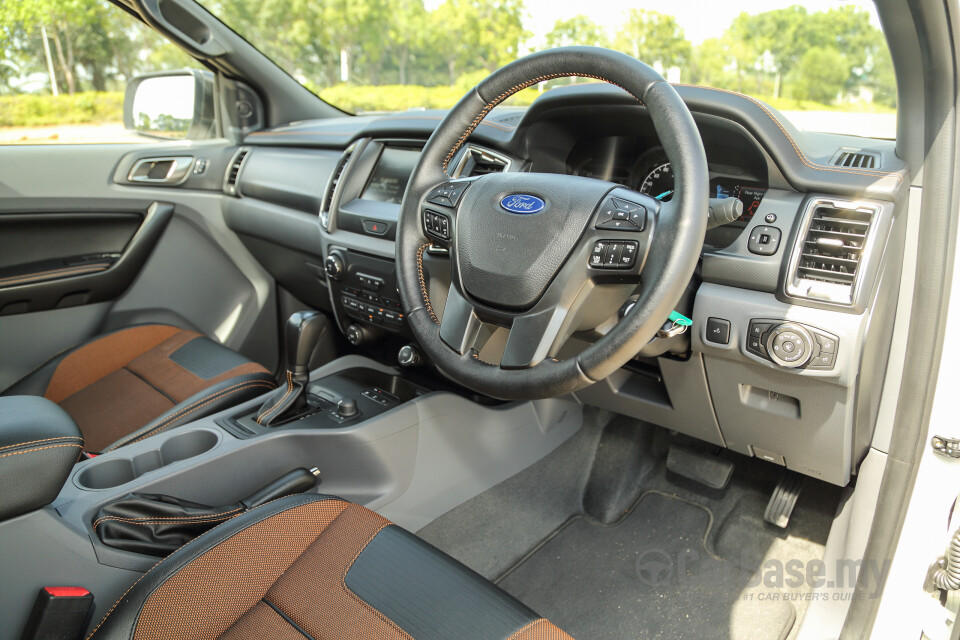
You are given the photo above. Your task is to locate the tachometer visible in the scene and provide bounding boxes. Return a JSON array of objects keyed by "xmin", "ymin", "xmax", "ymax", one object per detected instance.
[{"xmin": 639, "ymin": 162, "xmax": 674, "ymax": 202}]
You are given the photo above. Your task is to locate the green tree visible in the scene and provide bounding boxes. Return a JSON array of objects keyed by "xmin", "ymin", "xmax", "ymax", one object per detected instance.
[
  {"xmin": 730, "ymin": 6, "xmax": 812, "ymax": 98},
  {"xmin": 428, "ymin": 0, "xmax": 528, "ymax": 85},
  {"xmin": 613, "ymin": 10, "xmax": 690, "ymax": 70},
  {"xmin": 789, "ymin": 46, "xmax": 848, "ymax": 103},
  {"xmin": 544, "ymin": 15, "xmax": 607, "ymax": 48},
  {"xmin": 384, "ymin": 0, "xmax": 427, "ymax": 85}
]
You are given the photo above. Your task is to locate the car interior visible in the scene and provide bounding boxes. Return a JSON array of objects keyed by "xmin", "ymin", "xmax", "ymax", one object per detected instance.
[{"xmin": 0, "ymin": 0, "xmax": 957, "ymax": 639}]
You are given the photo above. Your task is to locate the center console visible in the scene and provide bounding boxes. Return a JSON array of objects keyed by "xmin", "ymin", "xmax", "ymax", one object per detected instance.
[
  {"xmin": 319, "ymin": 139, "xmax": 427, "ymax": 344},
  {"xmin": 0, "ymin": 354, "xmax": 581, "ymax": 636}
]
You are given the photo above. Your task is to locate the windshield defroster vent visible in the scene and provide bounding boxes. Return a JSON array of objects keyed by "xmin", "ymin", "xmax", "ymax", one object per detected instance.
[
  {"xmin": 786, "ymin": 200, "xmax": 880, "ymax": 306},
  {"xmin": 223, "ymin": 147, "xmax": 250, "ymax": 196}
]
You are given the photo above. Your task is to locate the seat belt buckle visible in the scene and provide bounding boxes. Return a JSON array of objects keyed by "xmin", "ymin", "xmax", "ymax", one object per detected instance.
[{"xmin": 20, "ymin": 587, "xmax": 94, "ymax": 640}]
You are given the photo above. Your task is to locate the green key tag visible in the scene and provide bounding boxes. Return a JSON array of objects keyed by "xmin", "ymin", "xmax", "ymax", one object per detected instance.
[{"xmin": 668, "ymin": 311, "xmax": 692, "ymax": 327}]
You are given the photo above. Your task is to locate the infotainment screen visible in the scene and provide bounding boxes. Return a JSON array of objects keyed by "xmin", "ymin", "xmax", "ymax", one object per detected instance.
[{"xmin": 361, "ymin": 147, "xmax": 421, "ymax": 204}]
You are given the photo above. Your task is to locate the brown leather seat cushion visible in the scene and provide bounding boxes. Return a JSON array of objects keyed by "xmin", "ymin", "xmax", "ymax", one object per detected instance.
[
  {"xmin": 8, "ymin": 325, "xmax": 273, "ymax": 451},
  {"xmin": 88, "ymin": 496, "xmax": 573, "ymax": 640}
]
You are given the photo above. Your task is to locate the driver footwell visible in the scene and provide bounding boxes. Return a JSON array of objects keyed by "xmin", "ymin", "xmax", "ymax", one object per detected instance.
[
  {"xmin": 417, "ymin": 411, "xmax": 841, "ymax": 640},
  {"xmin": 496, "ymin": 492, "xmax": 794, "ymax": 640}
]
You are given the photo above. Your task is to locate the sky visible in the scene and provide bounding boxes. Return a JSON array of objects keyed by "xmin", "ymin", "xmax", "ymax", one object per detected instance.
[{"xmin": 426, "ymin": 0, "xmax": 883, "ymax": 48}]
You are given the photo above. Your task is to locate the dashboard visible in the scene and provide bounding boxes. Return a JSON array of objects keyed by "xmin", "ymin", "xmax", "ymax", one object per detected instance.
[
  {"xmin": 568, "ymin": 138, "xmax": 768, "ymax": 223},
  {"xmin": 221, "ymin": 83, "xmax": 907, "ymax": 488}
]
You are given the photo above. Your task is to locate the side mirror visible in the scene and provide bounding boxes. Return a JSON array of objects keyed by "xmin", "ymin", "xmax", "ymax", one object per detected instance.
[{"xmin": 124, "ymin": 69, "xmax": 217, "ymax": 141}]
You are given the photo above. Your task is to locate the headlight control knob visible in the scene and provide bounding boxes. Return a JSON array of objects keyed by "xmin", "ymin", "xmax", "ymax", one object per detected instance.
[{"xmin": 765, "ymin": 323, "xmax": 814, "ymax": 368}]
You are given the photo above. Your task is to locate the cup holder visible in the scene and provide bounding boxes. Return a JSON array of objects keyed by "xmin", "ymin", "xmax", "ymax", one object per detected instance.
[{"xmin": 77, "ymin": 429, "xmax": 219, "ymax": 490}]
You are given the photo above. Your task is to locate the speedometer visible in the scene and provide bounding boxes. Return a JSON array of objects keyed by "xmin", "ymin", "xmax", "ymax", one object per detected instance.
[{"xmin": 639, "ymin": 162, "xmax": 674, "ymax": 202}]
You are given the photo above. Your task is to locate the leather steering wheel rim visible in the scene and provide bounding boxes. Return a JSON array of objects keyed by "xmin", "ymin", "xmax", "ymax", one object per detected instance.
[{"xmin": 396, "ymin": 46, "xmax": 708, "ymax": 400}]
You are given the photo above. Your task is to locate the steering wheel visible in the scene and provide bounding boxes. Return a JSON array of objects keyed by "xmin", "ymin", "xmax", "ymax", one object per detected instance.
[{"xmin": 396, "ymin": 46, "xmax": 708, "ymax": 400}]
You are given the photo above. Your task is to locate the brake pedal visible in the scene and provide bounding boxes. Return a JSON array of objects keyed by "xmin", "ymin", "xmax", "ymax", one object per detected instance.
[
  {"xmin": 764, "ymin": 472, "xmax": 804, "ymax": 528},
  {"xmin": 666, "ymin": 445, "xmax": 734, "ymax": 490}
]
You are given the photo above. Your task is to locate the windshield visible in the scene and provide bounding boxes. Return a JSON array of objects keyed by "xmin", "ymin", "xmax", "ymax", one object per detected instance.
[{"xmin": 203, "ymin": 0, "xmax": 896, "ymax": 138}]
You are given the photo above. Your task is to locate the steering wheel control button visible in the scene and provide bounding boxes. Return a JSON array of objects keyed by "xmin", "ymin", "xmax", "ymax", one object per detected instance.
[
  {"xmin": 590, "ymin": 240, "xmax": 639, "ymax": 269},
  {"xmin": 423, "ymin": 210, "xmax": 450, "ymax": 240},
  {"xmin": 426, "ymin": 182, "xmax": 471, "ymax": 208},
  {"xmin": 595, "ymin": 197, "xmax": 646, "ymax": 231},
  {"xmin": 747, "ymin": 225, "xmax": 782, "ymax": 255},
  {"xmin": 705, "ymin": 317, "xmax": 731, "ymax": 345},
  {"xmin": 764, "ymin": 213, "xmax": 777, "ymax": 223}
]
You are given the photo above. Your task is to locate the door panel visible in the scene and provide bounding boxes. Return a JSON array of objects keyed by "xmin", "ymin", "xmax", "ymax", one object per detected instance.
[
  {"xmin": 0, "ymin": 143, "xmax": 279, "ymax": 388},
  {"xmin": 0, "ymin": 201, "xmax": 173, "ymax": 315}
]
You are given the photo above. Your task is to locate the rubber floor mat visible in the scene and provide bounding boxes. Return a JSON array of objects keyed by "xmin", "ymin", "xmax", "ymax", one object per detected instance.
[{"xmin": 497, "ymin": 492, "xmax": 796, "ymax": 640}]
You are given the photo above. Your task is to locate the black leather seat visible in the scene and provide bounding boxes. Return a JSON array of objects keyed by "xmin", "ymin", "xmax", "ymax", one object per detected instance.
[
  {"xmin": 2, "ymin": 324, "xmax": 275, "ymax": 452},
  {"xmin": 86, "ymin": 494, "xmax": 572, "ymax": 640}
]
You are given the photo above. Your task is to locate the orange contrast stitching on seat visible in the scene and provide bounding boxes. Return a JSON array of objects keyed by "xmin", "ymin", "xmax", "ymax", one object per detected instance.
[
  {"xmin": 92, "ymin": 507, "xmax": 244, "ymax": 532},
  {"xmin": 415, "ymin": 244, "xmax": 439, "ymax": 324},
  {"xmin": 255, "ymin": 371, "xmax": 293, "ymax": 425},
  {"xmin": 0, "ymin": 443, "xmax": 82, "ymax": 460},
  {"xmin": 673, "ymin": 83, "xmax": 902, "ymax": 184},
  {"xmin": 108, "ymin": 381, "xmax": 276, "ymax": 450},
  {"xmin": 0, "ymin": 263, "xmax": 111, "ymax": 288},
  {"xmin": 441, "ymin": 72, "xmax": 635, "ymax": 174},
  {"xmin": 0, "ymin": 436, "xmax": 83, "ymax": 453},
  {"xmin": 86, "ymin": 497, "xmax": 343, "ymax": 640}
]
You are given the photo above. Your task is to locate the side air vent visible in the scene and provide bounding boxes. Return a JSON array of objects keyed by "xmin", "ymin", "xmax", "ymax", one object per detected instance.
[
  {"xmin": 452, "ymin": 145, "xmax": 512, "ymax": 178},
  {"xmin": 320, "ymin": 142, "xmax": 358, "ymax": 229},
  {"xmin": 786, "ymin": 200, "xmax": 881, "ymax": 306},
  {"xmin": 223, "ymin": 147, "xmax": 250, "ymax": 196},
  {"xmin": 831, "ymin": 148, "xmax": 880, "ymax": 169}
]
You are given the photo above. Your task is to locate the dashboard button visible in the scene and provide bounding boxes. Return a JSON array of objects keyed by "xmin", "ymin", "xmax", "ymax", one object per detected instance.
[
  {"xmin": 747, "ymin": 225, "xmax": 782, "ymax": 255},
  {"xmin": 815, "ymin": 333, "xmax": 837, "ymax": 353},
  {"xmin": 705, "ymin": 317, "xmax": 731, "ymax": 345},
  {"xmin": 362, "ymin": 220, "xmax": 389, "ymax": 236}
]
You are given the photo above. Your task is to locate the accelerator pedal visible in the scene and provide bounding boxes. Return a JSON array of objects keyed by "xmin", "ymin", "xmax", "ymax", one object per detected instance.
[
  {"xmin": 764, "ymin": 471, "xmax": 804, "ymax": 528},
  {"xmin": 666, "ymin": 445, "xmax": 734, "ymax": 490}
]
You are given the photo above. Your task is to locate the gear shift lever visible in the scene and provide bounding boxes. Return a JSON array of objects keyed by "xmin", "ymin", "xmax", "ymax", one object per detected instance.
[{"xmin": 256, "ymin": 311, "xmax": 328, "ymax": 426}]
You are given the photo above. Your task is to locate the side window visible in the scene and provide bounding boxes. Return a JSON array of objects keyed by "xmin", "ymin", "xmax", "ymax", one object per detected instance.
[{"xmin": 0, "ymin": 1, "xmax": 204, "ymax": 145}]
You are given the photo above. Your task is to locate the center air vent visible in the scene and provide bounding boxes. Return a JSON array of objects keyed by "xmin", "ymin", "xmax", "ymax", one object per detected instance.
[
  {"xmin": 320, "ymin": 141, "xmax": 358, "ymax": 229},
  {"xmin": 787, "ymin": 200, "xmax": 880, "ymax": 306},
  {"xmin": 223, "ymin": 147, "xmax": 249, "ymax": 196},
  {"xmin": 452, "ymin": 145, "xmax": 511, "ymax": 178}
]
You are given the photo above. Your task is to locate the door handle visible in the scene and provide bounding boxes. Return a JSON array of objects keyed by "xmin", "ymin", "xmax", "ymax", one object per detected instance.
[{"xmin": 127, "ymin": 156, "xmax": 195, "ymax": 185}]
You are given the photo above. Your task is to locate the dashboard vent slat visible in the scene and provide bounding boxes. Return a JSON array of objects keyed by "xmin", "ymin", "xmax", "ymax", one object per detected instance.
[
  {"xmin": 831, "ymin": 149, "xmax": 880, "ymax": 169},
  {"xmin": 320, "ymin": 142, "xmax": 357, "ymax": 229},
  {"xmin": 789, "ymin": 201, "xmax": 879, "ymax": 304},
  {"xmin": 452, "ymin": 145, "xmax": 512, "ymax": 178},
  {"xmin": 223, "ymin": 148, "xmax": 249, "ymax": 196}
]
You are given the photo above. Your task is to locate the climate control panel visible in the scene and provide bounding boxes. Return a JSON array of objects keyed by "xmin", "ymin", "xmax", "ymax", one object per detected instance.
[{"xmin": 746, "ymin": 319, "xmax": 838, "ymax": 370}]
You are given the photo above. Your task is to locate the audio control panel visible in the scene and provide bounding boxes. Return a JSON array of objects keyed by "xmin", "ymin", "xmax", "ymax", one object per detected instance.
[
  {"xmin": 325, "ymin": 249, "xmax": 406, "ymax": 335},
  {"xmin": 746, "ymin": 319, "xmax": 838, "ymax": 370}
]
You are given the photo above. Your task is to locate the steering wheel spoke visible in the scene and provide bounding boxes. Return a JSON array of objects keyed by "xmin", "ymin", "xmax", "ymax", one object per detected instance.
[
  {"xmin": 439, "ymin": 284, "xmax": 482, "ymax": 354},
  {"xmin": 501, "ymin": 306, "xmax": 569, "ymax": 369}
]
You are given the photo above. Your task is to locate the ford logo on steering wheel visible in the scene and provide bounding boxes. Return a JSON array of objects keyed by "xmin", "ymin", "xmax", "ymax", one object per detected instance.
[{"xmin": 500, "ymin": 194, "xmax": 545, "ymax": 215}]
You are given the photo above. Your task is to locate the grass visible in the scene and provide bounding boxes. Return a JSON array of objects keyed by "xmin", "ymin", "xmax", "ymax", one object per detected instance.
[
  {"xmin": 0, "ymin": 86, "xmax": 895, "ymax": 128},
  {"xmin": 0, "ymin": 92, "xmax": 125, "ymax": 127}
]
